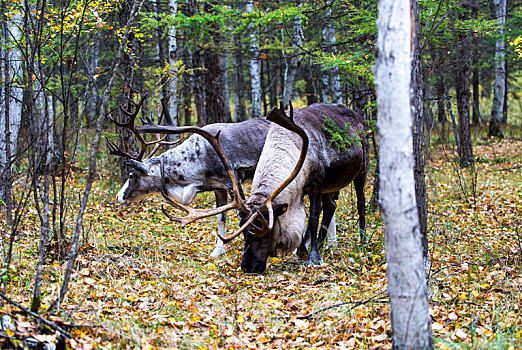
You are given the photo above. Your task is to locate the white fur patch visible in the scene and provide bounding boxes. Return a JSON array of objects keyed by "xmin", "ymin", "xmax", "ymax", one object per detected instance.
[
  {"xmin": 116, "ymin": 180, "xmax": 129, "ymax": 203},
  {"xmin": 167, "ymin": 183, "xmax": 199, "ymax": 205},
  {"xmin": 274, "ymin": 203, "xmax": 306, "ymax": 253}
]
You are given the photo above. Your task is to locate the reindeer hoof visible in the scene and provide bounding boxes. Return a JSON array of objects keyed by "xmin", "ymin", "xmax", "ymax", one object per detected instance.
[
  {"xmin": 307, "ymin": 252, "xmax": 323, "ymax": 267},
  {"xmin": 210, "ymin": 246, "xmax": 226, "ymax": 258}
]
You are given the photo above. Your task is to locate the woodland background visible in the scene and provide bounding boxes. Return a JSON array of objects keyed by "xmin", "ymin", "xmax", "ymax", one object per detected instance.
[{"xmin": 0, "ymin": 0, "xmax": 521, "ymax": 348}]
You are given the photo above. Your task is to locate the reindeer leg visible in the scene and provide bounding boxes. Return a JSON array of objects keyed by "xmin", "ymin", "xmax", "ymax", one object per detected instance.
[
  {"xmin": 319, "ymin": 192, "xmax": 338, "ymax": 249},
  {"xmin": 210, "ymin": 189, "xmax": 228, "ymax": 258},
  {"xmin": 308, "ymin": 186, "xmax": 323, "ymax": 267},
  {"xmin": 354, "ymin": 173, "xmax": 366, "ymax": 243},
  {"xmin": 297, "ymin": 224, "xmax": 311, "ymax": 260}
]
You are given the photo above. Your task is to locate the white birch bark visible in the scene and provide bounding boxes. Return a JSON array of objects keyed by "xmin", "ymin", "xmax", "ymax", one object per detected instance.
[
  {"xmin": 221, "ymin": 49, "xmax": 232, "ymax": 122},
  {"xmin": 489, "ymin": 0, "xmax": 506, "ymax": 136},
  {"xmin": 322, "ymin": 0, "xmax": 342, "ymax": 104},
  {"xmin": 246, "ymin": 0, "xmax": 261, "ymax": 118},
  {"xmin": 0, "ymin": 10, "xmax": 23, "ymax": 197},
  {"xmin": 375, "ymin": 0, "xmax": 433, "ymax": 347},
  {"xmin": 168, "ymin": 0, "xmax": 179, "ymax": 127},
  {"xmin": 282, "ymin": 1, "xmax": 303, "ymax": 106}
]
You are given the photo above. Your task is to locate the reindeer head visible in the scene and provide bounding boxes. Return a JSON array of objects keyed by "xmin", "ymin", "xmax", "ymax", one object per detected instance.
[
  {"xmin": 218, "ymin": 102, "xmax": 309, "ymax": 274},
  {"xmin": 108, "ymin": 94, "xmax": 185, "ymax": 205}
]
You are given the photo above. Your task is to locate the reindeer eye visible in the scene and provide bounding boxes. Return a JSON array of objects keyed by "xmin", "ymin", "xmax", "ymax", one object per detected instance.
[{"xmin": 164, "ymin": 177, "xmax": 170, "ymax": 184}]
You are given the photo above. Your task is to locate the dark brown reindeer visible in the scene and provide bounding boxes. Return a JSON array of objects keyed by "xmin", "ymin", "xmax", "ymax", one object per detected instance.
[
  {"xmin": 218, "ymin": 102, "xmax": 368, "ymax": 273},
  {"xmin": 140, "ymin": 101, "xmax": 367, "ymax": 274},
  {"xmin": 108, "ymin": 94, "xmax": 270, "ymax": 257}
]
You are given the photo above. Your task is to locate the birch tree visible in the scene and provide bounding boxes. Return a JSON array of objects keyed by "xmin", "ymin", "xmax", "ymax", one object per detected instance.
[
  {"xmin": 246, "ymin": 0, "xmax": 261, "ymax": 118},
  {"xmin": 233, "ymin": 32, "xmax": 246, "ymax": 122},
  {"xmin": 321, "ymin": 0, "xmax": 342, "ymax": 104},
  {"xmin": 0, "ymin": 7, "xmax": 23, "ymax": 202},
  {"xmin": 168, "ymin": 0, "xmax": 179, "ymax": 127},
  {"xmin": 375, "ymin": 0, "xmax": 433, "ymax": 347},
  {"xmin": 488, "ymin": 0, "xmax": 507, "ymax": 137},
  {"xmin": 282, "ymin": 1, "xmax": 303, "ymax": 106}
]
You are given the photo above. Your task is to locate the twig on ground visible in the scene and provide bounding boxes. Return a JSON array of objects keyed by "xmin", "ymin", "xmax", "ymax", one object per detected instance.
[
  {"xmin": 470, "ymin": 230, "xmax": 511, "ymax": 278},
  {"xmin": 429, "ymin": 261, "xmax": 485, "ymax": 279},
  {"xmin": 0, "ymin": 290, "xmax": 71, "ymax": 339},
  {"xmin": 496, "ymin": 165, "xmax": 522, "ymax": 171},
  {"xmin": 279, "ymin": 290, "xmax": 388, "ymax": 320}
]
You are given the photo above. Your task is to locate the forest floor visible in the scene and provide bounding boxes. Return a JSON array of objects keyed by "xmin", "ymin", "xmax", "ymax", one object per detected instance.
[{"xmin": 1, "ymin": 137, "xmax": 521, "ymax": 349}]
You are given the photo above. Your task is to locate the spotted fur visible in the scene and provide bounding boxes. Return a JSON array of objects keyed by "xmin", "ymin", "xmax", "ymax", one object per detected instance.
[{"xmin": 116, "ymin": 118, "xmax": 271, "ymax": 257}]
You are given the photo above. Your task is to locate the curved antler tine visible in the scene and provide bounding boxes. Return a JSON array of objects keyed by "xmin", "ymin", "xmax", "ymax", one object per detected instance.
[
  {"xmin": 265, "ymin": 104, "xmax": 309, "ymax": 203},
  {"xmin": 109, "ymin": 93, "xmax": 177, "ymax": 161},
  {"xmin": 106, "ymin": 137, "xmax": 141, "ymax": 159},
  {"xmin": 218, "ymin": 211, "xmax": 262, "ymax": 243}
]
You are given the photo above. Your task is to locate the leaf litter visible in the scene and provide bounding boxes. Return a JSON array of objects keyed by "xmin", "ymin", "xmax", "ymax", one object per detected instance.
[{"xmin": 0, "ymin": 138, "xmax": 521, "ymax": 349}]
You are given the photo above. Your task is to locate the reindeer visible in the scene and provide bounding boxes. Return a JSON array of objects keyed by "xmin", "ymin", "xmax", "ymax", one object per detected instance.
[
  {"xmin": 107, "ymin": 95, "xmax": 270, "ymax": 257},
  {"xmin": 141, "ymin": 102, "xmax": 367, "ymax": 274},
  {"xmin": 218, "ymin": 102, "xmax": 368, "ymax": 273}
]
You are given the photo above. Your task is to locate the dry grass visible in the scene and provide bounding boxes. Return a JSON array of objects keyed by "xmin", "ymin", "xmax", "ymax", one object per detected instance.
[{"xmin": 1, "ymin": 138, "xmax": 521, "ymax": 349}]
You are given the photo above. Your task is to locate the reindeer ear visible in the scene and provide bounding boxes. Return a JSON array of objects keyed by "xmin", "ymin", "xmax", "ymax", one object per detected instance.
[
  {"xmin": 274, "ymin": 203, "xmax": 289, "ymax": 216},
  {"xmin": 124, "ymin": 160, "xmax": 150, "ymax": 175}
]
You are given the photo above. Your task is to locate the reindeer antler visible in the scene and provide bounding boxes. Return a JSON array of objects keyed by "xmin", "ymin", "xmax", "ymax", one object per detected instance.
[
  {"xmin": 217, "ymin": 101, "xmax": 309, "ymax": 243},
  {"xmin": 137, "ymin": 122, "xmax": 248, "ymax": 226},
  {"xmin": 107, "ymin": 93, "xmax": 182, "ymax": 160}
]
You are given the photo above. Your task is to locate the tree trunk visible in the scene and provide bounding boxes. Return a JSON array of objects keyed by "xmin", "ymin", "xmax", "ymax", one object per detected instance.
[
  {"xmin": 375, "ymin": 0, "xmax": 433, "ymax": 346},
  {"xmin": 234, "ymin": 34, "xmax": 246, "ymax": 122},
  {"xmin": 411, "ymin": 0, "xmax": 430, "ymax": 274},
  {"xmin": 221, "ymin": 49, "xmax": 232, "ymax": 122},
  {"xmin": 168, "ymin": 0, "xmax": 179, "ymax": 129},
  {"xmin": 261, "ymin": 59, "xmax": 268, "ymax": 115},
  {"xmin": 436, "ymin": 75, "xmax": 447, "ymax": 142},
  {"xmin": 321, "ymin": 0, "xmax": 342, "ymax": 103},
  {"xmin": 204, "ymin": 48, "xmax": 226, "ymax": 124},
  {"xmin": 268, "ymin": 59, "xmax": 278, "ymax": 109},
  {"xmin": 246, "ymin": 0, "xmax": 261, "ymax": 118},
  {"xmin": 471, "ymin": 65, "xmax": 480, "ymax": 125},
  {"xmin": 86, "ymin": 33, "xmax": 101, "ymax": 127},
  {"xmin": 180, "ymin": 44, "xmax": 192, "ymax": 126},
  {"xmin": 305, "ymin": 68, "xmax": 318, "ymax": 105},
  {"xmin": 488, "ymin": 0, "xmax": 506, "ymax": 137},
  {"xmin": 154, "ymin": 0, "xmax": 168, "ymax": 101},
  {"xmin": 0, "ymin": 9, "xmax": 23, "ymax": 202},
  {"xmin": 117, "ymin": 1, "xmax": 138, "ymax": 182},
  {"xmin": 502, "ymin": 66, "xmax": 507, "ymax": 125},
  {"xmin": 455, "ymin": 34, "xmax": 474, "ymax": 168},
  {"xmin": 449, "ymin": 0, "xmax": 474, "ymax": 168},
  {"xmin": 193, "ymin": 45, "xmax": 206, "ymax": 126},
  {"xmin": 185, "ymin": 0, "xmax": 205, "ymax": 126},
  {"xmin": 471, "ymin": 0, "xmax": 481, "ymax": 125},
  {"xmin": 282, "ymin": 0, "xmax": 303, "ymax": 106}
]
